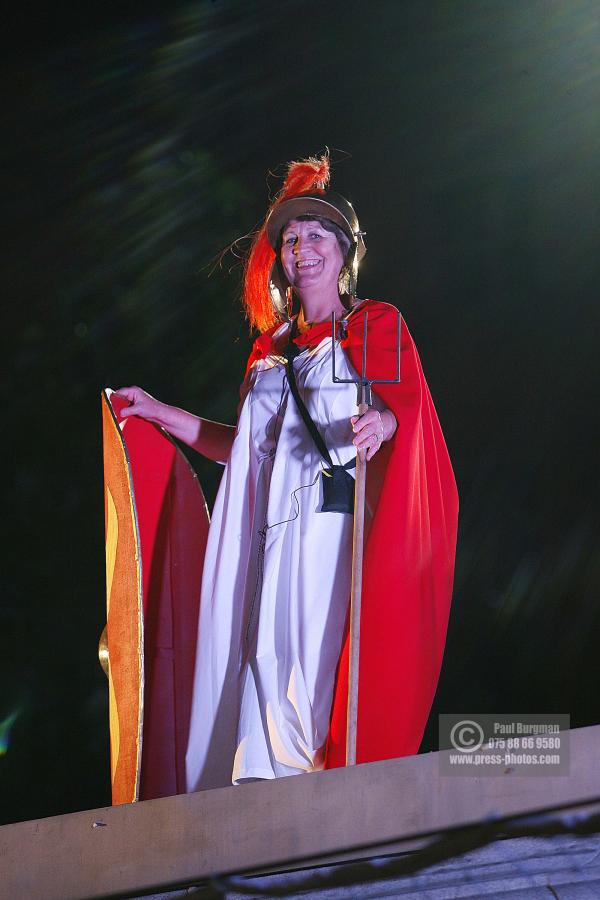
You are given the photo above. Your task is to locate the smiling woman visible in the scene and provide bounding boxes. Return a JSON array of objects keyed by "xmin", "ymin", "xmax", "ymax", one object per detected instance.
[
  {"xmin": 116, "ymin": 153, "xmax": 458, "ymax": 791},
  {"xmin": 279, "ymin": 219, "xmax": 345, "ymax": 321}
]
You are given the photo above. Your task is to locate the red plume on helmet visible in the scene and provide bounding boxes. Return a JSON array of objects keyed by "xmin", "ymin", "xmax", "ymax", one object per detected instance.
[{"xmin": 243, "ymin": 154, "xmax": 330, "ymax": 333}]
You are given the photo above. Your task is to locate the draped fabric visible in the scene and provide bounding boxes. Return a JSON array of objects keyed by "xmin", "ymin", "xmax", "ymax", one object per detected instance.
[
  {"xmin": 186, "ymin": 323, "xmax": 388, "ymax": 789},
  {"xmin": 185, "ymin": 299, "xmax": 458, "ymax": 786},
  {"xmin": 248, "ymin": 299, "xmax": 459, "ymax": 766}
]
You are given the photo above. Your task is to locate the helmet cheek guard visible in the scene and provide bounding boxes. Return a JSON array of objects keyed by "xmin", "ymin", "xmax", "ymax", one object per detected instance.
[
  {"xmin": 265, "ymin": 191, "xmax": 366, "ymax": 320},
  {"xmin": 337, "ymin": 241, "xmax": 360, "ymax": 310}
]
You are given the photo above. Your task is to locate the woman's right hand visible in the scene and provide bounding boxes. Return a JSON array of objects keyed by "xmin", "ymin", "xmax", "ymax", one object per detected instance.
[{"xmin": 114, "ymin": 386, "xmax": 166, "ymax": 426}]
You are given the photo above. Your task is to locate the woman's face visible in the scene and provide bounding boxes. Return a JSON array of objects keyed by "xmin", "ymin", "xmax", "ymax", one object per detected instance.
[{"xmin": 279, "ymin": 218, "xmax": 344, "ymax": 296}]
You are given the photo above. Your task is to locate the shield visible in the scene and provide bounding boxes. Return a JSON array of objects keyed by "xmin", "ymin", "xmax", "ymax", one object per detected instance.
[{"xmin": 101, "ymin": 389, "xmax": 210, "ymax": 804}]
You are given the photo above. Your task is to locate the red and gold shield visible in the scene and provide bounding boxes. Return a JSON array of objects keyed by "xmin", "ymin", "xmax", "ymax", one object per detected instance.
[{"xmin": 101, "ymin": 389, "xmax": 210, "ymax": 804}]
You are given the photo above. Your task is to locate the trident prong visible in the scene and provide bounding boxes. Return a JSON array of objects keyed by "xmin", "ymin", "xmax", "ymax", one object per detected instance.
[
  {"xmin": 331, "ymin": 309, "xmax": 402, "ymax": 405},
  {"xmin": 330, "ymin": 305, "xmax": 402, "ymax": 768}
]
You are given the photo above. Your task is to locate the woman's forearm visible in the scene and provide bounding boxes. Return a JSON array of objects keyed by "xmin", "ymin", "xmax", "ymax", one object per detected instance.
[
  {"xmin": 160, "ymin": 405, "xmax": 235, "ymax": 464},
  {"xmin": 190, "ymin": 415, "xmax": 236, "ymax": 464}
]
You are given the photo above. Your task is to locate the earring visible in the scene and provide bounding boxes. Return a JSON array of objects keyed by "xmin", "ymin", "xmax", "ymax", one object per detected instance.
[
  {"xmin": 286, "ymin": 286, "xmax": 293, "ymax": 319},
  {"xmin": 338, "ymin": 266, "xmax": 352, "ymax": 297},
  {"xmin": 338, "ymin": 244, "xmax": 359, "ymax": 302}
]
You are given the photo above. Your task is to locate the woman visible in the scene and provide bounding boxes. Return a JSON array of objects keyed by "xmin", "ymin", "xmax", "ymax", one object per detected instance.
[{"xmin": 117, "ymin": 154, "xmax": 458, "ymax": 791}]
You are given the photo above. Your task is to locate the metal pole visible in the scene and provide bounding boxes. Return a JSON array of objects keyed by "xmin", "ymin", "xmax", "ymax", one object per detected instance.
[{"xmin": 346, "ymin": 382, "xmax": 368, "ymax": 766}]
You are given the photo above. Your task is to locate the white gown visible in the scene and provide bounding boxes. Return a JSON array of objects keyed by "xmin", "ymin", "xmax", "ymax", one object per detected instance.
[{"xmin": 185, "ymin": 324, "xmax": 383, "ymax": 791}]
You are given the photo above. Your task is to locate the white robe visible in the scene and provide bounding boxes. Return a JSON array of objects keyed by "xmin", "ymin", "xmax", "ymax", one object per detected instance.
[{"xmin": 185, "ymin": 325, "xmax": 382, "ymax": 790}]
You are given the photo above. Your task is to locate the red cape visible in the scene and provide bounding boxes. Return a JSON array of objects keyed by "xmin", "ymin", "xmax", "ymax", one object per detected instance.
[{"xmin": 246, "ymin": 299, "xmax": 459, "ymax": 766}]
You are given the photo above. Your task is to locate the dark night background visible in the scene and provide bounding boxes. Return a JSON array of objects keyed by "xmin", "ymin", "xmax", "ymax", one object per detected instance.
[{"xmin": 2, "ymin": 0, "xmax": 599, "ymax": 826}]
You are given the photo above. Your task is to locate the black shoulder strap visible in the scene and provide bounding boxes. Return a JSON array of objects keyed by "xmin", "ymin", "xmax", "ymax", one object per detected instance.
[{"xmin": 284, "ymin": 320, "xmax": 356, "ymax": 473}]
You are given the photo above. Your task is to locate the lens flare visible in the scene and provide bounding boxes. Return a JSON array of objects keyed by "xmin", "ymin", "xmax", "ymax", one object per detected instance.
[{"xmin": 0, "ymin": 708, "xmax": 22, "ymax": 756}]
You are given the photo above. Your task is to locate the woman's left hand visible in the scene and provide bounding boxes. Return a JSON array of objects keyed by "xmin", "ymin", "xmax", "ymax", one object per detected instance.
[{"xmin": 351, "ymin": 408, "xmax": 397, "ymax": 461}]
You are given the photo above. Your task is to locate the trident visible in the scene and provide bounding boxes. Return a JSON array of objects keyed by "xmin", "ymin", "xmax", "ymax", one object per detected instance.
[{"xmin": 331, "ymin": 309, "xmax": 402, "ymax": 766}]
